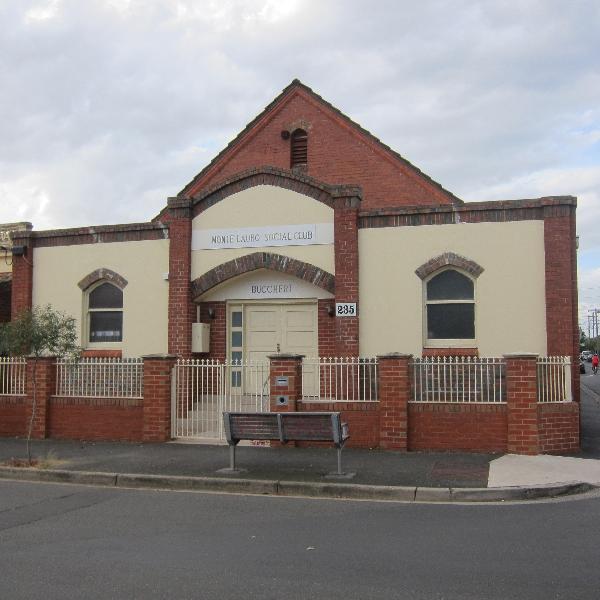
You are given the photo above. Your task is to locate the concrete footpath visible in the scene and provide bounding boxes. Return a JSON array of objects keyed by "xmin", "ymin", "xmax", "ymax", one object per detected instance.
[{"xmin": 0, "ymin": 435, "xmax": 594, "ymax": 503}]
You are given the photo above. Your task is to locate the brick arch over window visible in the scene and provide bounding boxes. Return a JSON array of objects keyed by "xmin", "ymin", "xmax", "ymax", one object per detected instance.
[
  {"xmin": 77, "ymin": 268, "xmax": 128, "ymax": 291},
  {"xmin": 415, "ymin": 252, "xmax": 484, "ymax": 280},
  {"xmin": 191, "ymin": 252, "xmax": 335, "ymax": 300},
  {"xmin": 189, "ymin": 166, "xmax": 361, "ymax": 217}
]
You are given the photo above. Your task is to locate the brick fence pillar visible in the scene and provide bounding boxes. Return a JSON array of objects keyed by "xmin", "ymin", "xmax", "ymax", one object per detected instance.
[
  {"xmin": 142, "ymin": 354, "xmax": 176, "ymax": 442},
  {"xmin": 505, "ymin": 353, "xmax": 539, "ymax": 455},
  {"xmin": 25, "ymin": 356, "xmax": 56, "ymax": 439},
  {"xmin": 268, "ymin": 354, "xmax": 303, "ymax": 413},
  {"xmin": 378, "ymin": 353, "xmax": 411, "ymax": 450}
]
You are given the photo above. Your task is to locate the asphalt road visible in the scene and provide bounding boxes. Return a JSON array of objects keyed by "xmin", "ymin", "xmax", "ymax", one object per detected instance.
[
  {"xmin": 580, "ymin": 363, "xmax": 600, "ymax": 458},
  {"xmin": 1, "ymin": 480, "xmax": 600, "ymax": 599},
  {"xmin": 581, "ymin": 360, "xmax": 600, "ymax": 395}
]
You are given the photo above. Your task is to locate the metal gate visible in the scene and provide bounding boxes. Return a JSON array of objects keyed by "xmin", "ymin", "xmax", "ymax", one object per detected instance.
[{"xmin": 171, "ymin": 359, "xmax": 270, "ymax": 441}]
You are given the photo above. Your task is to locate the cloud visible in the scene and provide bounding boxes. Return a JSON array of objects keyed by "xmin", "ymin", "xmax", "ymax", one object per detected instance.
[{"xmin": 0, "ymin": 0, "xmax": 598, "ymax": 320}]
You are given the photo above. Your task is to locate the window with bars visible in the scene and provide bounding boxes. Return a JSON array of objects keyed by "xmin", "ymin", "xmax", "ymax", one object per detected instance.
[{"xmin": 290, "ymin": 128, "xmax": 308, "ymax": 168}]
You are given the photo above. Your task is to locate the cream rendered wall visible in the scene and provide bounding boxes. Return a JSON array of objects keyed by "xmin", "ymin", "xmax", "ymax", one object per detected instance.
[
  {"xmin": 359, "ymin": 221, "xmax": 547, "ymax": 357},
  {"xmin": 191, "ymin": 185, "xmax": 335, "ymax": 279},
  {"xmin": 32, "ymin": 239, "xmax": 169, "ymax": 357}
]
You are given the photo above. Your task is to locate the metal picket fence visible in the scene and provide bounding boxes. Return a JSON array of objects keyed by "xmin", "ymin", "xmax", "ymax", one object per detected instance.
[
  {"xmin": 0, "ymin": 357, "xmax": 26, "ymax": 396},
  {"xmin": 411, "ymin": 356, "xmax": 506, "ymax": 403},
  {"xmin": 301, "ymin": 357, "xmax": 379, "ymax": 402},
  {"xmin": 537, "ymin": 356, "xmax": 572, "ymax": 403},
  {"xmin": 55, "ymin": 358, "xmax": 143, "ymax": 398}
]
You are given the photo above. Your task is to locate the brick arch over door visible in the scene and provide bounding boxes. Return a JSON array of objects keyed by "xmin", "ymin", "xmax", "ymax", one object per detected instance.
[
  {"xmin": 189, "ymin": 165, "xmax": 361, "ymax": 217},
  {"xmin": 191, "ymin": 252, "xmax": 335, "ymax": 301}
]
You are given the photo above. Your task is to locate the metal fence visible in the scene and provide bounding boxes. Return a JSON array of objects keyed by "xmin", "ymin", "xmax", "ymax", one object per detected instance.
[
  {"xmin": 172, "ymin": 359, "xmax": 270, "ymax": 440},
  {"xmin": 301, "ymin": 357, "xmax": 379, "ymax": 402},
  {"xmin": 0, "ymin": 357, "xmax": 26, "ymax": 396},
  {"xmin": 56, "ymin": 358, "xmax": 144, "ymax": 398},
  {"xmin": 537, "ymin": 356, "xmax": 572, "ymax": 403},
  {"xmin": 411, "ymin": 356, "xmax": 506, "ymax": 403}
]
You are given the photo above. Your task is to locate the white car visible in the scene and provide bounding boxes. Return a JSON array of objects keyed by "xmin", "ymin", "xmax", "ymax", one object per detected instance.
[{"xmin": 581, "ymin": 350, "xmax": 593, "ymax": 362}]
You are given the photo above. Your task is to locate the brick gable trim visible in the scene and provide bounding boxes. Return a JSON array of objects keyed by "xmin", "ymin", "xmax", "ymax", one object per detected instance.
[
  {"xmin": 191, "ymin": 252, "xmax": 335, "ymax": 300},
  {"xmin": 175, "ymin": 79, "xmax": 462, "ymax": 206},
  {"xmin": 190, "ymin": 165, "xmax": 361, "ymax": 216},
  {"xmin": 415, "ymin": 253, "xmax": 484, "ymax": 280}
]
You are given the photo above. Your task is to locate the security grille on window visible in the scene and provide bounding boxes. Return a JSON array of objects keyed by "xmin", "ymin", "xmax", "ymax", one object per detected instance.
[
  {"xmin": 88, "ymin": 282, "xmax": 123, "ymax": 342},
  {"xmin": 426, "ymin": 269, "xmax": 475, "ymax": 341}
]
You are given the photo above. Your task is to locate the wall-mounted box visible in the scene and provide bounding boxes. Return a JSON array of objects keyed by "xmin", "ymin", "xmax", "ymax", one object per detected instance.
[{"xmin": 192, "ymin": 323, "xmax": 210, "ymax": 353}]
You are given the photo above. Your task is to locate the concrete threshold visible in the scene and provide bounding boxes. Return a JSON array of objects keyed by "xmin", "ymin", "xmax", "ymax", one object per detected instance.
[{"xmin": 0, "ymin": 467, "xmax": 594, "ymax": 503}]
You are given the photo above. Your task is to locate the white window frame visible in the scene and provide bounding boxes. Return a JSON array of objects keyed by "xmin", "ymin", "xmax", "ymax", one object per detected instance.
[
  {"xmin": 84, "ymin": 281, "xmax": 124, "ymax": 349},
  {"xmin": 423, "ymin": 267, "xmax": 476, "ymax": 348}
]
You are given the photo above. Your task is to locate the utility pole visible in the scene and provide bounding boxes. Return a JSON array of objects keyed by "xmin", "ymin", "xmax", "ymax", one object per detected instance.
[{"xmin": 588, "ymin": 309, "xmax": 600, "ymax": 339}]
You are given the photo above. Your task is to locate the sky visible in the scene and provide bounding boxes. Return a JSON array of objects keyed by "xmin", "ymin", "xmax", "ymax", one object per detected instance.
[{"xmin": 0, "ymin": 0, "xmax": 599, "ymax": 329}]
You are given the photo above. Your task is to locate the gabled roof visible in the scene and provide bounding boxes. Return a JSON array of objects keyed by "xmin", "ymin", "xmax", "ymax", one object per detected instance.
[{"xmin": 177, "ymin": 79, "xmax": 462, "ymax": 205}]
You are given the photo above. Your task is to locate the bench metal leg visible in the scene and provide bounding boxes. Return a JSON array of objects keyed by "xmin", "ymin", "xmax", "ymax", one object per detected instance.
[
  {"xmin": 229, "ymin": 445, "xmax": 236, "ymax": 471},
  {"xmin": 337, "ymin": 447, "xmax": 342, "ymax": 476}
]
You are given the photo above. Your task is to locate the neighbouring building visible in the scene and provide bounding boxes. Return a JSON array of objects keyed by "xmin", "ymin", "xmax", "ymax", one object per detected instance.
[{"xmin": 1, "ymin": 80, "xmax": 579, "ymax": 453}]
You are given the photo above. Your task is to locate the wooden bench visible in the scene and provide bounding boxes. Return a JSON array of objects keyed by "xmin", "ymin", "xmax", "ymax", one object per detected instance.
[{"xmin": 222, "ymin": 412, "xmax": 351, "ymax": 476}]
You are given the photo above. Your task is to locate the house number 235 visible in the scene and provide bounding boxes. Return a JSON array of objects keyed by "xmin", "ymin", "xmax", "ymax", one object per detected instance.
[{"xmin": 335, "ymin": 303, "xmax": 357, "ymax": 317}]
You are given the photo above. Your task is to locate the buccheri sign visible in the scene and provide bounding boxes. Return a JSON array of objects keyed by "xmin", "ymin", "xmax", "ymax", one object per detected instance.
[{"xmin": 192, "ymin": 223, "xmax": 334, "ymax": 250}]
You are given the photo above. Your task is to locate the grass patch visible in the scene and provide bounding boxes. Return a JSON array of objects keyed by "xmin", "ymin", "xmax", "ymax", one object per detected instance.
[{"xmin": 1, "ymin": 450, "xmax": 68, "ymax": 469}]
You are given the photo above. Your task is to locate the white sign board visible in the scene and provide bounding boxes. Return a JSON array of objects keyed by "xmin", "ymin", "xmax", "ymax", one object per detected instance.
[
  {"xmin": 192, "ymin": 223, "xmax": 334, "ymax": 250},
  {"xmin": 335, "ymin": 303, "xmax": 357, "ymax": 317}
]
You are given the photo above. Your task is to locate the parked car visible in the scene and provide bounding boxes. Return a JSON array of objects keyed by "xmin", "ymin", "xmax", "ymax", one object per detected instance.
[
  {"xmin": 580, "ymin": 359, "xmax": 586, "ymax": 374},
  {"xmin": 581, "ymin": 350, "xmax": 593, "ymax": 362}
]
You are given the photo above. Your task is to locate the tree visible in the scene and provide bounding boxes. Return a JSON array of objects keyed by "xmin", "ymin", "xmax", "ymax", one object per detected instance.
[{"xmin": 0, "ymin": 305, "xmax": 80, "ymax": 464}]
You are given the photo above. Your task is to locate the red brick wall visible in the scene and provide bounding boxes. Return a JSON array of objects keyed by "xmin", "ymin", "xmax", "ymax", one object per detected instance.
[
  {"xmin": 184, "ymin": 89, "xmax": 454, "ymax": 209},
  {"xmin": 198, "ymin": 301, "xmax": 226, "ymax": 361},
  {"xmin": 142, "ymin": 356, "xmax": 175, "ymax": 442},
  {"xmin": 543, "ymin": 207, "xmax": 579, "ymax": 402},
  {"xmin": 422, "ymin": 348, "xmax": 479, "ymax": 357},
  {"xmin": 298, "ymin": 401, "xmax": 380, "ymax": 448},
  {"xmin": 317, "ymin": 299, "xmax": 336, "ymax": 357},
  {"xmin": 0, "ymin": 397, "xmax": 27, "ymax": 437},
  {"xmin": 538, "ymin": 402, "xmax": 579, "ymax": 454},
  {"xmin": 334, "ymin": 203, "xmax": 360, "ymax": 355},
  {"xmin": 408, "ymin": 403, "xmax": 508, "ymax": 452},
  {"xmin": 378, "ymin": 354, "xmax": 410, "ymax": 450},
  {"xmin": 167, "ymin": 202, "xmax": 194, "ymax": 358},
  {"xmin": 505, "ymin": 355, "xmax": 539, "ymax": 454},
  {"xmin": 0, "ymin": 280, "xmax": 10, "ymax": 323},
  {"xmin": 48, "ymin": 398, "xmax": 143, "ymax": 441},
  {"xmin": 11, "ymin": 252, "xmax": 33, "ymax": 319},
  {"xmin": 26, "ymin": 357, "xmax": 55, "ymax": 439}
]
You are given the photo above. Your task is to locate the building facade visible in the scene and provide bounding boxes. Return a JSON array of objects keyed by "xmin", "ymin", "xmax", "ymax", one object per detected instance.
[{"xmin": 2, "ymin": 80, "xmax": 580, "ymax": 451}]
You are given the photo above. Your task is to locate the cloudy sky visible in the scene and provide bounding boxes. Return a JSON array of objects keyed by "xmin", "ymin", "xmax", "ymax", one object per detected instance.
[{"xmin": 0, "ymin": 0, "xmax": 598, "ymax": 328}]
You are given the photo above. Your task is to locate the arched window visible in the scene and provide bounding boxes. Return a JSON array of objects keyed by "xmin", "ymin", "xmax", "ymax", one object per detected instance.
[
  {"xmin": 290, "ymin": 128, "xmax": 308, "ymax": 168},
  {"xmin": 425, "ymin": 269, "xmax": 475, "ymax": 343},
  {"xmin": 87, "ymin": 282, "xmax": 123, "ymax": 343}
]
